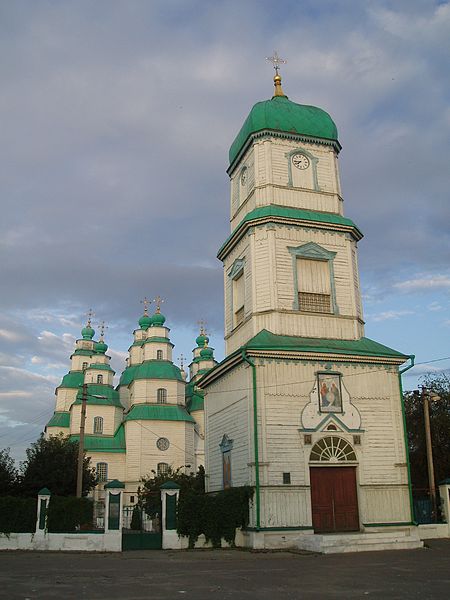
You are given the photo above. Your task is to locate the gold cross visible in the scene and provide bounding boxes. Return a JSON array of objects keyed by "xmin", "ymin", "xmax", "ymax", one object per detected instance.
[
  {"xmin": 266, "ymin": 50, "xmax": 287, "ymax": 75},
  {"xmin": 153, "ymin": 295, "xmax": 165, "ymax": 313},
  {"xmin": 86, "ymin": 308, "xmax": 95, "ymax": 327},
  {"xmin": 197, "ymin": 319, "xmax": 207, "ymax": 335},
  {"xmin": 140, "ymin": 297, "xmax": 151, "ymax": 315},
  {"xmin": 98, "ymin": 321, "xmax": 108, "ymax": 340}
]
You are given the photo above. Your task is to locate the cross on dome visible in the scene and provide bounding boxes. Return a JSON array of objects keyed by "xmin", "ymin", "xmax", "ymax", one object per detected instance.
[
  {"xmin": 178, "ymin": 353, "xmax": 185, "ymax": 369},
  {"xmin": 98, "ymin": 321, "xmax": 108, "ymax": 341},
  {"xmin": 140, "ymin": 297, "xmax": 151, "ymax": 315},
  {"xmin": 153, "ymin": 295, "xmax": 165, "ymax": 313},
  {"xmin": 86, "ymin": 308, "xmax": 95, "ymax": 327},
  {"xmin": 266, "ymin": 51, "xmax": 287, "ymax": 75},
  {"xmin": 197, "ymin": 319, "xmax": 207, "ymax": 335}
]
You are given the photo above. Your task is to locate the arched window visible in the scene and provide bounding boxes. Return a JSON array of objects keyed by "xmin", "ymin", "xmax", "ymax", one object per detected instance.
[
  {"xmin": 157, "ymin": 350, "xmax": 163, "ymax": 360},
  {"xmin": 82, "ymin": 362, "xmax": 88, "ymax": 370},
  {"xmin": 157, "ymin": 388, "xmax": 167, "ymax": 404},
  {"xmin": 97, "ymin": 374, "xmax": 103, "ymax": 384},
  {"xmin": 96, "ymin": 462, "xmax": 108, "ymax": 482},
  {"xmin": 93, "ymin": 416, "xmax": 103, "ymax": 434},
  {"xmin": 157, "ymin": 462, "xmax": 169, "ymax": 476},
  {"xmin": 310, "ymin": 437, "xmax": 357, "ymax": 463}
]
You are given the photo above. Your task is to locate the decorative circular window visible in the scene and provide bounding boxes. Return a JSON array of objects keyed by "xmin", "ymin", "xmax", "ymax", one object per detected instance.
[
  {"xmin": 156, "ymin": 437, "xmax": 170, "ymax": 451},
  {"xmin": 310, "ymin": 436, "xmax": 356, "ymax": 463}
]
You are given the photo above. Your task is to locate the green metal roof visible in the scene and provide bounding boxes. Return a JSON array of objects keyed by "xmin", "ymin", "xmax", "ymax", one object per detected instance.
[
  {"xmin": 46, "ymin": 411, "xmax": 70, "ymax": 428},
  {"xmin": 105, "ymin": 479, "xmax": 125, "ymax": 488},
  {"xmin": 229, "ymin": 95, "xmax": 339, "ymax": 168},
  {"xmin": 71, "ymin": 424, "xmax": 126, "ymax": 453},
  {"xmin": 160, "ymin": 481, "xmax": 181, "ymax": 490},
  {"xmin": 218, "ymin": 205, "xmax": 362, "ymax": 258},
  {"xmin": 120, "ymin": 360, "xmax": 183, "ymax": 385},
  {"xmin": 85, "ymin": 363, "xmax": 114, "ymax": 372},
  {"xmin": 187, "ymin": 394, "xmax": 204, "ymax": 412},
  {"xmin": 243, "ymin": 329, "xmax": 408, "ymax": 359},
  {"xmin": 73, "ymin": 384, "xmax": 123, "ymax": 407},
  {"xmin": 144, "ymin": 337, "xmax": 174, "ymax": 347},
  {"xmin": 58, "ymin": 371, "xmax": 84, "ymax": 389},
  {"xmin": 72, "ymin": 349, "xmax": 95, "ymax": 357},
  {"xmin": 125, "ymin": 404, "xmax": 195, "ymax": 423}
]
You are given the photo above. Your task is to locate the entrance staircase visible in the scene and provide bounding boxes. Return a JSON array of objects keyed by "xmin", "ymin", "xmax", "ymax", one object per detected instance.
[{"xmin": 295, "ymin": 529, "xmax": 423, "ymax": 554}]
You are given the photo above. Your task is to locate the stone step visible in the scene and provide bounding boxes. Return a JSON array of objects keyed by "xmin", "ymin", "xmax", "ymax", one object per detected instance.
[{"xmin": 295, "ymin": 530, "xmax": 423, "ymax": 554}]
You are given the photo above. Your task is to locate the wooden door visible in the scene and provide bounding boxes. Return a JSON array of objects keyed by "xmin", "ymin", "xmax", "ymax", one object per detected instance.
[{"xmin": 310, "ymin": 467, "xmax": 359, "ymax": 533}]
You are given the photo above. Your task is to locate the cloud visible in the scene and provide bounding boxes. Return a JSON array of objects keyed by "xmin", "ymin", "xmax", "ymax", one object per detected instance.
[
  {"xmin": 394, "ymin": 275, "xmax": 450, "ymax": 292},
  {"xmin": 369, "ymin": 309, "xmax": 414, "ymax": 322}
]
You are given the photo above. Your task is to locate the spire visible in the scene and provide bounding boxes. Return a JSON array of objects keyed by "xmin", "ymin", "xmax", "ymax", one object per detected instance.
[
  {"xmin": 139, "ymin": 297, "xmax": 152, "ymax": 330},
  {"xmin": 266, "ymin": 51, "xmax": 287, "ymax": 97}
]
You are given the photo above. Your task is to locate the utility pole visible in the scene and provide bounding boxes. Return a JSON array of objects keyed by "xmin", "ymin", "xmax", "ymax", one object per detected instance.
[
  {"xmin": 76, "ymin": 383, "xmax": 88, "ymax": 498},
  {"xmin": 422, "ymin": 387, "xmax": 440, "ymax": 522}
]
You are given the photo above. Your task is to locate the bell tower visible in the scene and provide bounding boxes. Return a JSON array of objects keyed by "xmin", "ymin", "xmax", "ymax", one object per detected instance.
[{"xmin": 220, "ymin": 65, "xmax": 364, "ymax": 355}]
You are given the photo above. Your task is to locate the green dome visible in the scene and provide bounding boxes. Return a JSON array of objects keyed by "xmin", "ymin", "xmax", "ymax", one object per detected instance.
[
  {"xmin": 95, "ymin": 340, "xmax": 108, "ymax": 354},
  {"xmin": 81, "ymin": 325, "xmax": 95, "ymax": 340},
  {"xmin": 229, "ymin": 95, "xmax": 339, "ymax": 167},
  {"xmin": 196, "ymin": 333, "xmax": 209, "ymax": 347},
  {"xmin": 151, "ymin": 312, "xmax": 166, "ymax": 326},
  {"xmin": 139, "ymin": 314, "xmax": 152, "ymax": 330},
  {"xmin": 200, "ymin": 346, "xmax": 214, "ymax": 359}
]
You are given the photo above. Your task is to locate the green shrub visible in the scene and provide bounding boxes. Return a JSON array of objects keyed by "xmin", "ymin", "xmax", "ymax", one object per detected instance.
[
  {"xmin": 0, "ymin": 496, "xmax": 37, "ymax": 534},
  {"xmin": 177, "ymin": 486, "xmax": 253, "ymax": 548},
  {"xmin": 47, "ymin": 496, "xmax": 94, "ymax": 532}
]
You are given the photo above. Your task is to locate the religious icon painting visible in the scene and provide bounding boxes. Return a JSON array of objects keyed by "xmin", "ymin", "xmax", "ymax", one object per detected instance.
[
  {"xmin": 222, "ymin": 452, "xmax": 232, "ymax": 489},
  {"xmin": 318, "ymin": 373, "xmax": 342, "ymax": 413}
]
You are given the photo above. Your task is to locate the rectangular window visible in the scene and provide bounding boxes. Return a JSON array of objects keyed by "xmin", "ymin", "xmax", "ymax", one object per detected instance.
[
  {"xmin": 283, "ymin": 472, "xmax": 291, "ymax": 484},
  {"xmin": 233, "ymin": 272, "xmax": 245, "ymax": 326},
  {"xmin": 157, "ymin": 462, "xmax": 169, "ymax": 476},
  {"xmin": 297, "ymin": 258, "xmax": 332, "ymax": 313},
  {"xmin": 222, "ymin": 451, "xmax": 232, "ymax": 489},
  {"xmin": 96, "ymin": 462, "xmax": 108, "ymax": 482},
  {"xmin": 93, "ymin": 416, "xmax": 103, "ymax": 434}
]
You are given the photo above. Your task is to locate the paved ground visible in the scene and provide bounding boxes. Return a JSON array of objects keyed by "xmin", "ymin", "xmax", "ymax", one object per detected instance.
[{"xmin": 1, "ymin": 539, "xmax": 450, "ymax": 599}]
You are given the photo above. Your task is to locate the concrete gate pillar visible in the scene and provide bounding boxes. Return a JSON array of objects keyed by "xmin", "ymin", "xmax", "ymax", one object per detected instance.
[
  {"xmin": 438, "ymin": 479, "xmax": 450, "ymax": 526},
  {"xmin": 104, "ymin": 479, "xmax": 125, "ymax": 551},
  {"xmin": 35, "ymin": 487, "xmax": 51, "ymax": 537},
  {"xmin": 160, "ymin": 481, "xmax": 182, "ymax": 549}
]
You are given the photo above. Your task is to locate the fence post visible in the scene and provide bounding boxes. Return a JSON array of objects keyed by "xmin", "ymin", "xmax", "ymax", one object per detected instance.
[
  {"xmin": 438, "ymin": 479, "xmax": 450, "ymax": 527},
  {"xmin": 160, "ymin": 481, "xmax": 181, "ymax": 549},
  {"xmin": 35, "ymin": 488, "xmax": 51, "ymax": 536}
]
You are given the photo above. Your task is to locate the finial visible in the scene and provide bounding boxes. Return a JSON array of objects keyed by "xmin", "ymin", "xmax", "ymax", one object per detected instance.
[
  {"xmin": 178, "ymin": 353, "xmax": 185, "ymax": 370},
  {"xmin": 140, "ymin": 297, "xmax": 151, "ymax": 316},
  {"xmin": 197, "ymin": 319, "xmax": 207, "ymax": 335},
  {"xmin": 98, "ymin": 321, "xmax": 108, "ymax": 341},
  {"xmin": 86, "ymin": 308, "xmax": 95, "ymax": 327},
  {"xmin": 266, "ymin": 51, "xmax": 287, "ymax": 97},
  {"xmin": 203, "ymin": 338, "xmax": 209, "ymax": 349},
  {"xmin": 153, "ymin": 295, "xmax": 165, "ymax": 314}
]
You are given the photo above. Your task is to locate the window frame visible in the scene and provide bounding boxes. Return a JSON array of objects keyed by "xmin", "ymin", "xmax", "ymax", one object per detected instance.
[
  {"xmin": 96, "ymin": 374, "xmax": 103, "ymax": 384},
  {"xmin": 228, "ymin": 258, "xmax": 245, "ymax": 329},
  {"xmin": 157, "ymin": 388, "xmax": 167, "ymax": 404},
  {"xmin": 288, "ymin": 242, "xmax": 338, "ymax": 314},
  {"xmin": 93, "ymin": 416, "xmax": 103, "ymax": 434},
  {"xmin": 96, "ymin": 462, "xmax": 108, "ymax": 482}
]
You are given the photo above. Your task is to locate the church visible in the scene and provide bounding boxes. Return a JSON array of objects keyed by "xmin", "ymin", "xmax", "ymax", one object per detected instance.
[
  {"xmin": 45, "ymin": 301, "xmax": 217, "ymax": 506},
  {"xmin": 45, "ymin": 65, "xmax": 421, "ymax": 550}
]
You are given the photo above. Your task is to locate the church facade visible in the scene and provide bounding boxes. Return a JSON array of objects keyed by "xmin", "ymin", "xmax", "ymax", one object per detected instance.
[
  {"xmin": 45, "ymin": 304, "xmax": 216, "ymax": 506},
  {"xmin": 200, "ymin": 73, "xmax": 415, "ymax": 546}
]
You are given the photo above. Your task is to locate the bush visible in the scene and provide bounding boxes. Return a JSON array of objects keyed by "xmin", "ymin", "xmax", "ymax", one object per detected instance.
[
  {"xmin": 177, "ymin": 486, "xmax": 253, "ymax": 548},
  {"xmin": 47, "ymin": 496, "xmax": 94, "ymax": 532},
  {"xmin": 0, "ymin": 496, "xmax": 37, "ymax": 534}
]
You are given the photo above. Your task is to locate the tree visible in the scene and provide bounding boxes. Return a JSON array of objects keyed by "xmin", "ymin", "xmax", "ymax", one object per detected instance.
[
  {"xmin": 0, "ymin": 448, "xmax": 17, "ymax": 496},
  {"xmin": 404, "ymin": 373, "xmax": 450, "ymax": 490},
  {"xmin": 140, "ymin": 465, "xmax": 205, "ymax": 517},
  {"xmin": 18, "ymin": 434, "xmax": 97, "ymax": 497}
]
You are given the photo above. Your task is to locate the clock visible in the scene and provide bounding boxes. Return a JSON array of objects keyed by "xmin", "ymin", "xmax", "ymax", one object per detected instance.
[
  {"xmin": 292, "ymin": 153, "xmax": 310, "ymax": 170},
  {"xmin": 156, "ymin": 437, "xmax": 170, "ymax": 451}
]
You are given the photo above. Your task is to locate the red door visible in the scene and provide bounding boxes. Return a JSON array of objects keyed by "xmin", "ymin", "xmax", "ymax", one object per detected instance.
[{"xmin": 310, "ymin": 467, "xmax": 359, "ymax": 533}]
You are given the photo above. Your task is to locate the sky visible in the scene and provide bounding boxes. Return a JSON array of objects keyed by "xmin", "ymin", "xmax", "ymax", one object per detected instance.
[{"xmin": 1, "ymin": 0, "xmax": 449, "ymax": 463}]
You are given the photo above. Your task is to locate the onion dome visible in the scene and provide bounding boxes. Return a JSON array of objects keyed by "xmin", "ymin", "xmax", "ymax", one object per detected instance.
[
  {"xmin": 151, "ymin": 311, "xmax": 166, "ymax": 326},
  {"xmin": 95, "ymin": 339, "xmax": 108, "ymax": 354},
  {"xmin": 229, "ymin": 73, "xmax": 339, "ymax": 168},
  {"xmin": 196, "ymin": 332, "xmax": 209, "ymax": 347},
  {"xmin": 81, "ymin": 324, "xmax": 95, "ymax": 340},
  {"xmin": 200, "ymin": 346, "xmax": 214, "ymax": 359},
  {"xmin": 139, "ymin": 313, "xmax": 152, "ymax": 330}
]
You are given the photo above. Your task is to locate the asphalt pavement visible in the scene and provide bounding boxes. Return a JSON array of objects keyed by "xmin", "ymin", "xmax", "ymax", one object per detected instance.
[{"xmin": 1, "ymin": 539, "xmax": 449, "ymax": 599}]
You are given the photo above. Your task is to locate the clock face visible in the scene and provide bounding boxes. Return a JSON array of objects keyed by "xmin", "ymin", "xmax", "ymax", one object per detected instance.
[
  {"xmin": 292, "ymin": 153, "xmax": 310, "ymax": 170},
  {"xmin": 156, "ymin": 437, "xmax": 170, "ymax": 451}
]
